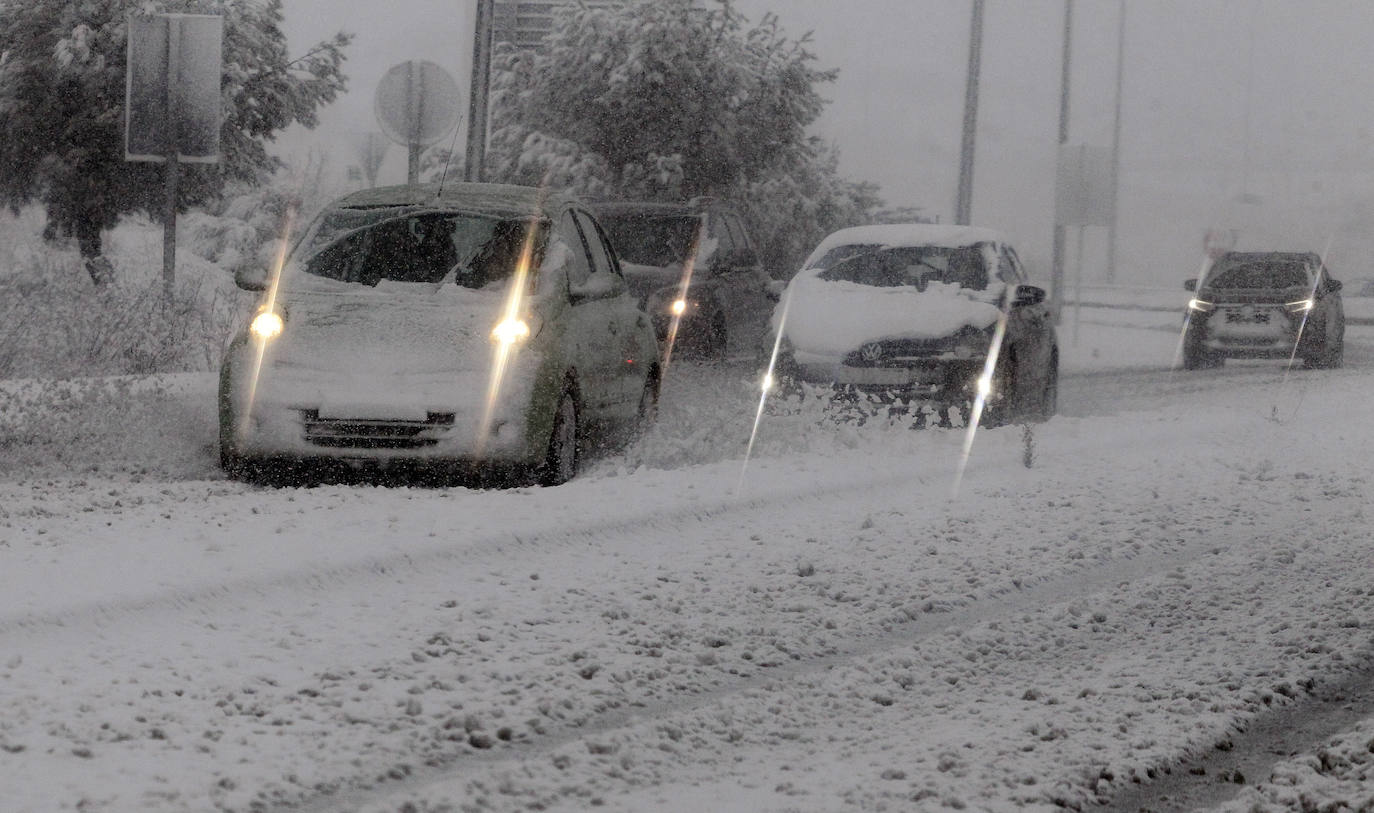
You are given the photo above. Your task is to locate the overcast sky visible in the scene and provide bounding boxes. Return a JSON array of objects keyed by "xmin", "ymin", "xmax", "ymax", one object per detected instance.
[{"xmin": 280, "ymin": 1, "xmax": 1374, "ymax": 283}]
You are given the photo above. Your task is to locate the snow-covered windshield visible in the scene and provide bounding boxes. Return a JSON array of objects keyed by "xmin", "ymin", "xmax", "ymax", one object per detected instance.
[
  {"xmin": 294, "ymin": 209, "xmax": 541, "ymax": 290},
  {"xmin": 595, "ymin": 213, "xmax": 699, "ymax": 267},
  {"xmin": 1208, "ymin": 260, "xmax": 1311, "ymax": 289},
  {"xmin": 818, "ymin": 244, "xmax": 990, "ymax": 290}
]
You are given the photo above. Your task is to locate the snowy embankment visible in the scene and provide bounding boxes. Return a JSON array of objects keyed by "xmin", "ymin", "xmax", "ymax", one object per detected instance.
[{"xmin": 3, "ymin": 264, "xmax": 1374, "ymax": 811}]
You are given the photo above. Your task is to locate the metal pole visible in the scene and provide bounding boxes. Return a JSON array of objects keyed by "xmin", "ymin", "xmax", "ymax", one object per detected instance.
[
  {"xmin": 1050, "ymin": 0, "xmax": 1073, "ymax": 322},
  {"xmin": 465, "ymin": 0, "xmax": 495, "ymax": 183},
  {"xmin": 1106, "ymin": 0, "xmax": 1125, "ymax": 283},
  {"xmin": 162, "ymin": 16, "xmax": 181, "ymax": 300},
  {"xmin": 954, "ymin": 0, "xmax": 984, "ymax": 226},
  {"xmin": 406, "ymin": 61, "xmax": 420, "ymax": 185}
]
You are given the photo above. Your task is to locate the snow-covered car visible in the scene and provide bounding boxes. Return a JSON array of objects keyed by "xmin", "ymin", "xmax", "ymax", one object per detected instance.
[
  {"xmin": 1181, "ymin": 250, "xmax": 1344, "ymax": 369},
  {"xmin": 591, "ymin": 199, "xmax": 777, "ymax": 361},
  {"xmin": 768, "ymin": 224, "xmax": 1058, "ymax": 426},
  {"xmin": 218, "ymin": 182, "xmax": 661, "ymax": 485}
]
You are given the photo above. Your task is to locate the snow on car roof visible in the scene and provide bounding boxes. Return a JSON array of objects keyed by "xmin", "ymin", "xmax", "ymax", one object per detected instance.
[
  {"xmin": 331, "ymin": 182, "xmax": 575, "ymax": 219},
  {"xmin": 804, "ymin": 224, "xmax": 1006, "ymax": 267}
]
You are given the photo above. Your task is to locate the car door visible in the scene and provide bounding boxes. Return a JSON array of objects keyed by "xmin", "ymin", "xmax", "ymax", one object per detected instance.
[
  {"xmin": 574, "ymin": 209, "xmax": 651, "ymax": 411},
  {"xmin": 553, "ymin": 209, "xmax": 622, "ymax": 414},
  {"xmin": 1000, "ymin": 245, "xmax": 1054, "ymax": 376},
  {"xmin": 705, "ymin": 210, "xmax": 770, "ymax": 359}
]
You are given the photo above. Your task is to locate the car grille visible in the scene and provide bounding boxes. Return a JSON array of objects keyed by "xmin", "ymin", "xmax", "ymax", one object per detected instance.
[
  {"xmin": 843, "ymin": 338, "xmax": 956, "ymax": 366},
  {"xmin": 300, "ymin": 410, "xmax": 456, "ymax": 449},
  {"xmin": 1223, "ymin": 307, "xmax": 1272, "ymax": 324}
]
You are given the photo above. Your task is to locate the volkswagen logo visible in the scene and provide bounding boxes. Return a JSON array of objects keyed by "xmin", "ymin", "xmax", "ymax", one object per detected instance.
[{"xmin": 860, "ymin": 342, "xmax": 884, "ymax": 362}]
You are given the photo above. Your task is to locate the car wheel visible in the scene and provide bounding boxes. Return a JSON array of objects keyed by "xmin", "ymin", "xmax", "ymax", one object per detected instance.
[
  {"xmin": 1029, "ymin": 355, "xmax": 1058, "ymax": 422},
  {"xmin": 978, "ymin": 355, "xmax": 1015, "ymax": 428},
  {"xmin": 539, "ymin": 388, "xmax": 579, "ymax": 486},
  {"xmin": 1182, "ymin": 343, "xmax": 1222, "ymax": 370}
]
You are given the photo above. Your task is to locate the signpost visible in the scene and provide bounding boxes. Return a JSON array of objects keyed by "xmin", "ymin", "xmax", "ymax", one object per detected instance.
[
  {"xmin": 374, "ymin": 60, "xmax": 463, "ymax": 185},
  {"xmin": 126, "ymin": 13, "xmax": 223, "ymax": 298}
]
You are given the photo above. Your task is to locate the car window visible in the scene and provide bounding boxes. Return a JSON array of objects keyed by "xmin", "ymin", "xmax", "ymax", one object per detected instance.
[
  {"xmin": 574, "ymin": 211, "xmax": 616, "ymax": 277},
  {"xmin": 724, "ymin": 214, "xmax": 750, "ymax": 251},
  {"xmin": 708, "ymin": 213, "xmax": 736, "ymax": 257},
  {"xmin": 998, "ymin": 246, "xmax": 1026, "ymax": 285},
  {"xmin": 554, "ymin": 211, "xmax": 593, "ymax": 288}
]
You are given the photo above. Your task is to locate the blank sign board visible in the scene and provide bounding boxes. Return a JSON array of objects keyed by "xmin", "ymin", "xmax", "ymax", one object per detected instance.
[{"xmin": 125, "ymin": 13, "xmax": 223, "ymax": 162}]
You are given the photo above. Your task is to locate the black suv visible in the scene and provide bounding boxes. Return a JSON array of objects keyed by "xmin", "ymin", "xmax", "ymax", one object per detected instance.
[
  {"xmin": 591, "ymin": 199, "xmax": 777, "ymax": 361},
  {"xmin": 1182, "ymin": 251, "xmax": 1344, "ymax": 369}
]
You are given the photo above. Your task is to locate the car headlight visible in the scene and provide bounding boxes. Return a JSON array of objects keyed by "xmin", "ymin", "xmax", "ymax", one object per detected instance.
[
  {"xmin": 1284, "ymin": 298, "xmax": 1315, "ymax": 314},
  {"xmin": 491, "ymin": 318, "xmax": 531, "ymax": 345},
  {"xmin": 250, "ymin": 310, "xmax": 284, "ymax": 340},
  {"xmin": 670, "ymin": 298, "xmax": 688, "ymax": 316},
  {"xmin": 1187, "ymin": 298, "xmax": 1215, "ymax": 313}
]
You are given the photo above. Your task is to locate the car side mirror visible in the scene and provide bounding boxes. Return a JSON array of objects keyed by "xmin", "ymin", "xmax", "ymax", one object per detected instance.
[
  {"xmin": 1183, "ymin": 278, "xmax": 1197, "ymax": 292},
  {"xmin": 569, "ymin": 271, "xmax": 627, "ymax": 304},
  {"xmin": 1328, "ymin": 279, "xmax": 1342, "ymax": 293},
  {"xmin": 235, "ymin": 266, "xmax": 270, "ymax": 292},
  {"xmin": 1013, "ymin": 285, "xmax": 1046, "ymax": 307},
  {"xmin": 765, "ymin": 279, "xmax": 787, "ymax": 302}
]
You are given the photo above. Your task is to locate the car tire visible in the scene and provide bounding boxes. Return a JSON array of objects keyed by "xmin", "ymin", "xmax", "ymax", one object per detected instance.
[
  {"xmin": 1028, "ymin": 356, "xmax": 1058, "ymax": 422},
  {"xmin": 539, "ymin": 387, "xmax": 579, "ymax": 486},
  {"xmin": 1182, "ymin": 343, "xmax": 1222, "ymax": 370},
  {"xmin": 978, "ymin": 354, "xmax": 1016, "ymax": 428}
]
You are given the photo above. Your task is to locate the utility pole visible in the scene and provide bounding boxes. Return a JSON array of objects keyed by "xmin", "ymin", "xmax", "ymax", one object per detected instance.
[
  {"xmin": 955, "ymin": 0, "xmax": 984, "ymax": 226},
  {"xmin": 1050, "ymin": 0, "xmax": 1073, "ymax": 322},
  {"xmin": 465, "ymin": 0, "xmax": 495, "ymax": 183},
  {"xmin": 1106, "ymin": 0, "xmax": 1126, "ymax": 283}
]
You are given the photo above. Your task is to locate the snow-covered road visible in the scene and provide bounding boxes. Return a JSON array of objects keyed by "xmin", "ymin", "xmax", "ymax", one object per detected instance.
[{"xmin": 2, "ymin": 319, "xmax": 1373, "ymax": 812}]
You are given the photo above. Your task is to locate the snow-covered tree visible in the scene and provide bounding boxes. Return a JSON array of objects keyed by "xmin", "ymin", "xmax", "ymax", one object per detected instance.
[
  {"xmin": 489, "ymin": 0, "xmax": 831, "ymax": 197},
  {"xmin": 487, "ymin": 0, "xmax": 886, "ymax": 274},
  {"xmin": 0, "ymin": 0, "xmax": 350, "ymax": 270}
]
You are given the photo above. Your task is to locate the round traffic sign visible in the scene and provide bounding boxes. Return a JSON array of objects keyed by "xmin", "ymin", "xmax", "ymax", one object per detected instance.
[{"xmin": 374, "ymin": 60, "xmax": 463, "ymax": 148}]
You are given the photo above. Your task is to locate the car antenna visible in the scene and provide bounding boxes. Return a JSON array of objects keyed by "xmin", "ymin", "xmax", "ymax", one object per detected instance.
[{"xmin": 435, "ymin": 115, "xmax": 466, "ymax": 200}]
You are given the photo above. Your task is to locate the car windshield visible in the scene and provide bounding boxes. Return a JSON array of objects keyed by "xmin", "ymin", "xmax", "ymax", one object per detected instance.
[
  {"xmin": 818, "ymin": 244, "xmax": 989, "ymax": 290},
  {"xmin": 293, "ymin": 208, "xmax": 539, "ymax": 290},
  {"xmin": 595, "ymin": 213, "xmax": 698, "ymax": 267},
  {"xmin": 1207, "ymin": 259, "xmax": 1312, "ymax": 289}
]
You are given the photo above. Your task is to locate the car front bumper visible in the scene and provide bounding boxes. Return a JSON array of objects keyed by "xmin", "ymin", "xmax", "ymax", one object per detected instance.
[{"xmin": 227, "ymin": 365, "xmax": 540, "ymax": 465}]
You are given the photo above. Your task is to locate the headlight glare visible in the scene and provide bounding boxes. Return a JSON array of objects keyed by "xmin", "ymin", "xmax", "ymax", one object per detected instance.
[
  {"xmin": 1187, "ymin": 298, "xmax": 1215, "ymax": 313},
  {"xmin": 1284, "ymin": 298, "xmax": 1315, "ymax": 314},
  {"xmin": 492, "ymin": 318, "xmax": 531, "ymax": 345},
  {"xmin": 250, "ymin": 310, "xmax": 284, "ymax": 340},
  {"xmin": 670, "ymin": 298, "xmax": 688, "ymax": 316}
]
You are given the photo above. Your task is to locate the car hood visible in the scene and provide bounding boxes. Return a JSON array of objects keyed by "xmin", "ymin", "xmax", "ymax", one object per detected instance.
[
  {"xmin": 269, "ymin": 278, "xmax": 515, "ymax": 376},
  {"xmin": 776, "ymin": 274, "xmax": 1004, "ymax": 356}
]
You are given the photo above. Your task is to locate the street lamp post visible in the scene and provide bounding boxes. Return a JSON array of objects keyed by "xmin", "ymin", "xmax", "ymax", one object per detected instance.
[{"xmin": 955, "ymin": 0, "xmax": 985, "ymax": 226}]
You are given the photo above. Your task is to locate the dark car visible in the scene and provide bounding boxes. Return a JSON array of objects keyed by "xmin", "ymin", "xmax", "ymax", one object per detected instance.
[
  {"xmin": 769, "ymin": 224, "xmax": 1058, "ymax": 427},
  {"xmin": 1182, "ymin": 251, "xmax": 1344, "ymax": 369},
  {"xmin": 591, "ymin": 199, "xmax": 777, "ymax": 361}
]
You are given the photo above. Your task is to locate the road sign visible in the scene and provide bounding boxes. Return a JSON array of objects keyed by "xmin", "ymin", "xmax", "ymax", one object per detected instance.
[
  {"xmin": 374, "ymin": 60, "xmax": 462, "ymax": 148},
  {"xmin": 125, "ymin": 13, "xmax": 223, "ymax": 162}
]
